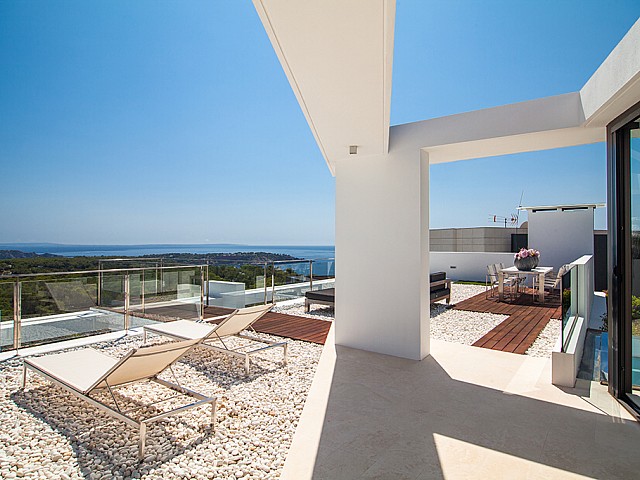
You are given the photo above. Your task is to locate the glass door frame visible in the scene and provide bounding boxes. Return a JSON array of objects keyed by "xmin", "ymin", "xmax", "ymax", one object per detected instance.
[{"xmin": 607, "ymin": 100, "xmax": 640, "ymax": 417}]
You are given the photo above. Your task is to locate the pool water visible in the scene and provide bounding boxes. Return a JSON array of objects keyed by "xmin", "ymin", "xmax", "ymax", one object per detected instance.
[{"xmin": 598, "ymin": 333, "xmax": 640, "ymax": 388}]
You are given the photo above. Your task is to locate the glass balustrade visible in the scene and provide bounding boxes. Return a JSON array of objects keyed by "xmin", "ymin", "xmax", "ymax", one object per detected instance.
[
  {"xmin": 0, "ymin": 282, "xmax": 14, "ymax": 351},
  {"xmin": 0, "ymin": 265, "xmax": 208, "ymax": 350},
  {"xmin": 204, "ymin": 258, "xmax": 335, "ymax": 308},
  {"xmin": 561, "ymin": 264, "xmax": 578, "ymax": 352},
  {"xmin": 14, "ymin": 274, "xmax": 124, "ymax": 348},
  {"xmin": 0, "ymin": 258, "xmax": 335, "ymax": 351}
]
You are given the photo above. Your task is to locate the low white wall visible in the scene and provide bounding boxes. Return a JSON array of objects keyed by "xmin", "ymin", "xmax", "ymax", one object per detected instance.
[
  {"xmin": 207, "ymin": 279, "xmax": 335, "ymax": 308},
  {"xmin": 430, "ymin": 251, "xmax": 515, "ymax": 282},
  {"xmin": 551, "ymin": 254, "xmax": 594, "ymax": 387},
  {"xmin": 552, "ymin": 316, "xmax": 586, "ymax": 387},
  {"xmin": 177, "ymin": 284, "xmax": 200, "ymax": 300},
  {"xmin": 207, "ymin": 280, "xmax": 246, "ymax": 309}
]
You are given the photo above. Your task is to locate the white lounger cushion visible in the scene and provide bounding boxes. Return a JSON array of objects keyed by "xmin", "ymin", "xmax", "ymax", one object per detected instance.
[
  {"xmin": 144, "ymin": 304, "xmax": 272, "ymax": 341},
  {"xmin": 26, "ymin": 349, "xmax": 119, "ymax": 394},
  {"xmin": 99, "ymin": 339, "xmax": 201, "ymax": 390},
  {"xmin": 210, "ymin": 304, "xmax": 270, "ymax": 337},
  {"xmin": 145, "ymin": 320, "xmax": 216, "ymax": 341},
  {"xmin": 25, "ymin": 339, "xmax": 202, "ymax": 394},
  {"xmin": 142, "ymin": 304, "xmax": 284, "ymax": 375}
]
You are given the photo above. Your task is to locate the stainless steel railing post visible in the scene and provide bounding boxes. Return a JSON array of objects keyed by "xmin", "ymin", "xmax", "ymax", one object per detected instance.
[
  {"xmin": 263, "ymin": 263, "xmax": 268, "ymax": 305},
  {"xmin": 271, "ymin": 263, "xmax": 276, "ymax": 304},
  {"xmin": 13, "ymin": 279, "xmax": 21, "ymax": 350},
  {"xmin": 97, "ymin": 260, "xmax": 102, "ymax": 307},
  {"xmin": 205, "ymin": 264, "xmax": 210, "ymax": 307},
  {"xmin": 200, "ymin": 267, "xmax": 205, "ymax": 321},
  {"xmin": 309, "ymin": 260, "xmax": 313, "ymax": 292},
  {"xmin": 141, "ymin": 268, "xmax": 145, "ymax": 314},
  {"xmin": 124, "ymin": 274, "xmax": 130, "ymax": 331}
]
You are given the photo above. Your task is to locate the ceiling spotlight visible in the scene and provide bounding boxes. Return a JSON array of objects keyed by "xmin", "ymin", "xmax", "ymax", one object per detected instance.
[{"xmin": 349, "ymin": 145, "xmax": 358, "ymax": 155}]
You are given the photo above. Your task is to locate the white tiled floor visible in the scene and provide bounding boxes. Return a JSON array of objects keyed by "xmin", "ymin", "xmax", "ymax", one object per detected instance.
[{"xmin": 283, "ymin": 328, "xmax": 640, "ymax": 479}]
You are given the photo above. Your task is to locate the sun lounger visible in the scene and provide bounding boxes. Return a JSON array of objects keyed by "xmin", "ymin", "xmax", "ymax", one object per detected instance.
[
  {"xmin": 21, "ymin": 338, "xmax": 216, "ymax": 460},
  {"xmin": 142, "ymin": 304, "xmax": 287, "ymax": 375}
]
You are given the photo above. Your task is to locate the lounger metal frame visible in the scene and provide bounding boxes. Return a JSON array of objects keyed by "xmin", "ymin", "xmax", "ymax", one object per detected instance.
[
  {"xmin": 21, "ymin": 348, "xmax": 217, "ymax": 460},
  {"xmin": 143, "ymin": 324, "xmax": 288, "ymax": 375},
  {"xmin": 143, "ymin": 306, "xmax": 288, "ymax": 375}
]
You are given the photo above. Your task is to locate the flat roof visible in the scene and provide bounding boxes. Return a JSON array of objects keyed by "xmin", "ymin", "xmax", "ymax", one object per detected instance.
[{"xmin": 518, "ymin": 203, "xmax": 606, "ymax": 211}]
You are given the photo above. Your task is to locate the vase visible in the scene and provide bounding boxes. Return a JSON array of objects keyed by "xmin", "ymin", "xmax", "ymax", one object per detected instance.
[{"xmin": 514, "ymin": 256, "xmax": 539, "ymax": 271}]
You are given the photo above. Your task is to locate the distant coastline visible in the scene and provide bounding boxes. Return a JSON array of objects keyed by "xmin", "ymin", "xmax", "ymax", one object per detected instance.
[{"xmin": 0, "ymin": 243, "xmax": 335, "ymax": 260}]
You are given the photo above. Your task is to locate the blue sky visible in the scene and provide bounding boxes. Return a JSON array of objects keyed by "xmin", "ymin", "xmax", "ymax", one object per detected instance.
[{"xmin": 1, "ymin": 2, "xmax": 639, "ymax": 245}]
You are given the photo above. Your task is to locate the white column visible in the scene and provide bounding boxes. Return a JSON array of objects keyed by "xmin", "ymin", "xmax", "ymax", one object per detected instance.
[{"xmin": 335, "ymin": 148, "xmax": 430, "ymax": 360}]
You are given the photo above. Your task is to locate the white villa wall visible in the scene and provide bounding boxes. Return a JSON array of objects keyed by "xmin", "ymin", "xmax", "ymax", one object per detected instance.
[
  {"xmin": 527, "ymin": 208, "xmax": 594, "ymax": 272},
  {"xmin": 430, "ymin": 252, "xmax": 515, "ymax": 282},
  {"xmin": 335, "ymin": 149, "xmax": 429, "ymax": 360},
  {"xmin": 255, "ymin": 3, "xmax": 640, "ymax": 363}
]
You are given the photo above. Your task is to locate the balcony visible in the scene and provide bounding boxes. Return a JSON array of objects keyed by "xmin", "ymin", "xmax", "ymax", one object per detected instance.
[{"xmin": 1, "ymin": 257, "xmax": 640, "ymax": 478}]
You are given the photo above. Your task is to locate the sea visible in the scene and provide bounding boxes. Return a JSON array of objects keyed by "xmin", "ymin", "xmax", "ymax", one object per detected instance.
[{"xmin": 0, "ymin": 243, "xmax": 335, "ymax": 260}]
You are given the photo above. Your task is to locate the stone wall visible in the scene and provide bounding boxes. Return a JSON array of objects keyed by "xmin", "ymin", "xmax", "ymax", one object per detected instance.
[{"xmin": 430, "ymin": 227, "xmax": 524, "ymax": 253}]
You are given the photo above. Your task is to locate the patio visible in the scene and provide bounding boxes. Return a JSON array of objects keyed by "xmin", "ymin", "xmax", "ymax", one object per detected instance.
[
  {"xmin": 454, "ymin": 288, "xmax": 562, "ymax": 354},
  {"xmin": 130, "ymin": 304, "xmax": 332, "ymax": 345},
  {"xmin": 282, "ymin": 328, "xmax": 640, "ymax": 479}
]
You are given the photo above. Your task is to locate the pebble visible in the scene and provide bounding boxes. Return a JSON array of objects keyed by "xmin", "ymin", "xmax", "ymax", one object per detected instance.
[
  {"xmin": 0, "ymin": 284, "xmax": 559, "ymax": 479},
  {"xmin": 526, "ymin": 318, "xmax": 562, "ymax": 357},
  {"xmin": 0, "ymin": 331, "xmax": 322, "ymax": 479}
]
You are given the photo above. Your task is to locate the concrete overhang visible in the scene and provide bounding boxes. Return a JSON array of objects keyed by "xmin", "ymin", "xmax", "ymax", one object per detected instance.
[
  {"xmin": 519, "ymin": 203, "xmax": 606, "ymax": 213},
  {"xmin": 392, "ymin": 18, "xmax": 640, "ymax": 164},
  {"xmin": 253, "ymin": 0, "xmax": 395, "ymax": 175},
  {"xmin": 255, "ymin": 1, "xmax": 639, "ymax": 171},
  {"xmin": 390, "ymin": 93, "xmax": 604, "ymax": 163},
  {"xmin": 581, "ymin": 18, "xmax": 640, "ymax": 127}
]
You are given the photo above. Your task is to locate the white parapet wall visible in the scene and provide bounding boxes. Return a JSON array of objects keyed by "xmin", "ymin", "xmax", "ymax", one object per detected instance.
[
  {"xmin": 430, "ymin": 251, "xmax": 516, "ymax": 282},
  {"xmin": 552, "ymin": 254, "xmax": 594, "ymax": 387},
  {"xmin": 526, "ymin": 206, "xmax": 596, "ymax": 273},
  {"xmin": 207, "ymin": 279, "xmax": 336, "ymax": 309}
]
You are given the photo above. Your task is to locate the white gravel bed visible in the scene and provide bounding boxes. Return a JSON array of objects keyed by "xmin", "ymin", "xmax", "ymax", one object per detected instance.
[
  {"xmin": 430, "ymin": 309, "xmax": 508, "ymax": 346},
  {"xmin": 448, "ymin": 283, "xmax": 486, "ymax": 304},
  {"xmin": 525, "ymin": 318, "xmax": 562, "ymax": 358},
  {"xmin": 0, "ymin": 333, "xmax": 322, "ymax": 480},
  {"xmin": 429, "ymin": 283, "xmax": 507, "ymax": 346}
]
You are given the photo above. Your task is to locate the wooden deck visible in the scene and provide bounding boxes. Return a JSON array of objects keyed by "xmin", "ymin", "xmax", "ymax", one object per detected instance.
[
  {"xmin": 454, "ymin": 288, "xmax": 562, "ymax": 354},
  {"xmin": 130, "ymin": 303, "xmax": 331, "ymax": 345},
  {"xmin": 203, "ymin": 306, "xmax": 331, "ymax": 344}
]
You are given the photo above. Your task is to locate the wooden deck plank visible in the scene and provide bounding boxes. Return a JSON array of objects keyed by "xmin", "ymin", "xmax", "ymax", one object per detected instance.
[
  {"xmin": 136, "ymin": 304, "xmax": 331, "ymax": 345},
  {"xmin": 460, "ymin": 288, "xmax": 561, "ymax": 354},
  {"xmin": 494, "ymin": 309, "xmax": 547, "ymax": 351}
]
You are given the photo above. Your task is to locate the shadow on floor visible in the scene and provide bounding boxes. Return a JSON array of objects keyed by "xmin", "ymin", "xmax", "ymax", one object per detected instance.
[{"xmin": 308, "ymin": 345, "xmax": 640, "ymax": 480}]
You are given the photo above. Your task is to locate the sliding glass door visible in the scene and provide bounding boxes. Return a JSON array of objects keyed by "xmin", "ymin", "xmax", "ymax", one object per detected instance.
[
  {"xmin": 629, "ymin": 115, "xmax": 640, "ymax": 406},
  {"xmin": 608, "ymin": 103, "xmax": 640, "ymax": 415}
]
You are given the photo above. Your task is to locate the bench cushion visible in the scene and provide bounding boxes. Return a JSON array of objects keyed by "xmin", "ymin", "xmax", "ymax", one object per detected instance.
[
  {"xmin": 430, "ymin": 287, "xmax": 450, "ymax": 301},
  {"xmin": 305, "ymin": 288, "xmax": 335, "ymax": 302}
]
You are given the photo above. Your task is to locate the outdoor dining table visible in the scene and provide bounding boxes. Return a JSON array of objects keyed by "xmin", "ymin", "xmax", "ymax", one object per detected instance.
[{"xmin": 498, "ymin": 266, "xmax": 553, "ymax": 302}]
